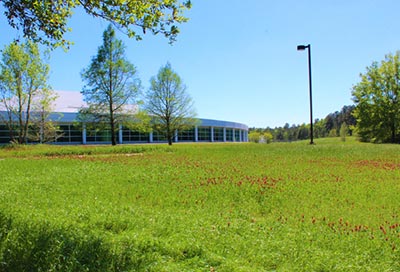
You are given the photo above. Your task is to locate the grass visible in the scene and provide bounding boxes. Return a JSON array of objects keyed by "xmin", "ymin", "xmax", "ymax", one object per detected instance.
[{"xmin": 0, "ymin": 138, "xmax": 400, "ymax": 271}]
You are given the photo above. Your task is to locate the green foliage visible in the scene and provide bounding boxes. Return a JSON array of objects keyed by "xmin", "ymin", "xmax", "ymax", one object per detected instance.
[
  {"xmin": 328, "ymin": 128, "xmax": 337, "ymax": 137},
  {"xmin": 28, "ymin": 91, "xmax": 63, "ymax": 143},
  {"xmin": 145, "ymin": 62, "xmax": 197, "ymax": 145},
  {"xmin": 1, "ymin": 140, "xmax": 400, "ymax": 270},
  {"xmin": 251, "ymin": 105, "xmax": 357, "ymax": 142},
  {"xmin": 313, "ymin": 118, "xmax": 328, "ymax": 138},
  {"xmin": 248, "ymin": 131, "xmax": 272, "ymax": 143},
  {"xmin": 81, "ymin": 25, "xmax": 143, "ymax": 145},
  {"xmin": 263, "ymin": 131, "xmax": 273, "ymax": 143},
  {"xmin": 0, "ymin": 41, "xmax": 54, "ymax": 144},
  {"xmin": 340, "ymin": 122, "xmax": 348, "ymax": 142},
  {"xmin": 248, "ymin": 131, "xmax": 261, "ymax": 143},
  {"xmin": 2, "ymin": 0, "xmax": 192, "ymax": 48},
  {"xmin": 352, "ymin": 52, "xmax": 400, "ymax": 143}
]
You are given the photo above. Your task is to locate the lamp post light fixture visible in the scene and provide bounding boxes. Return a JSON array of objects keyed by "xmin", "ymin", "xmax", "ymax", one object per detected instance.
[{"xmin": 297, "ymin": 44, "xmax": 314, "ymax": 145}]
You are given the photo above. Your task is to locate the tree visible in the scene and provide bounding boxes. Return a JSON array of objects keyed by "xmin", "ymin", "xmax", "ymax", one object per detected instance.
[
  {"xmin": 352, "ymin": 52, "xmax": 400, "ymax": 143},
  {"xmin": 145, "ymin": 62, "xmax": 197, "ymax": 145},
  {"xmin": 314, "ymin": 118, "xmax": 327, "ymax": 138},
  {"xmin": 338, "ymin": 105, "xmax": 356, "ymax": 131},
  {"xmin": 81, "ymin": 25, "xmax": 141, "ymax": 146},
  {"xmin": 325, "ymin": 111, "xmax": 339, "ymax": 136},
  {"xmin": 2, "ymin": 0, "xmax": 191, "ymax": 48},
  {"xmin": 297, "ymin": 124, "xmax": 310, "ymax": 140},
  {"xmin": 28, "ymin": 89, "xmax": 63, "ymax": 143},
  {"xmin": 0, "ymin": 41, "xmax": 51, "ymax": 144}
]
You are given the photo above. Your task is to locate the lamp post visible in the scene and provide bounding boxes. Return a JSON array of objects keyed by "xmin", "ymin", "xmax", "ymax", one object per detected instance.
[{"xmin": 297, "ymin": 44, "xmax": 314, "ymax": 144}]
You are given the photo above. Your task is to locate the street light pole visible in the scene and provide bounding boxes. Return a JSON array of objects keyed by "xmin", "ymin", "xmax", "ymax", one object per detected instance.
[{"xmin": 297, "ymin": 44, "xmax": 314, "ymax": 144}]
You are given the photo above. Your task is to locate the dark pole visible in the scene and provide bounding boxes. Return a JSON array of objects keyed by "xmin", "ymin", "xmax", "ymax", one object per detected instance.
[
  {"xmin": 307, "ymin": 44, "xmax": 314, "ymax": 144},
  {"xmin": 297, "ymin": 44, "xmax": 314, "ymax": 144}
]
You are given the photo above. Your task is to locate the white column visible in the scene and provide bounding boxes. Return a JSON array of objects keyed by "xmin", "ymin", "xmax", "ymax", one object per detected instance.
[
  {"xmin": 194, "ymin": 126, "xmax": 198, "ymax": 142},
  {"xmin": 118, "ymin": 124, "xmax": 123, "ymax": 144},
  {"xmin": 239, "ymin": 130, "xmax": 243, "ymax": 142},
  {"xmin": 223, "ymin": 127, "xmax": 226, "ymax": 142},
  {"xmin": 174, "ymin": 130, "xmax": 178, "ymax": 142},
  {"xmin": 210, "ymin": 127, "xmax": 214, "ymax": 142},
  {"xmin": 233, "ymin": 129, "xmax": 236, "ymax": 142},
  {"xmin": 82, "ymin": 124, "xmax": 87, "ymax": 144},
  {"xmin": 149, "ymin": 132, "xmax": 153, "ymax": 143}
]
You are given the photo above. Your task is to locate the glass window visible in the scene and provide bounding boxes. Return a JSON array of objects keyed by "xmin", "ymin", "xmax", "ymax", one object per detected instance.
[
  {"xmin": 86, "ymin": 124, "xmax": 114, "ymax": 143},
  {"xmin": 178, "ymin": 128, "xmax": 195, "ymax": 141},
  {"xmin": 213, "ymin": 127, "xmax": 224, "ymax": 142},
  {"xmin": 152, "ymin": 130, "xmax": 167, "ymax": 142},
  {"xmin": 122, "ymin": 127, "xmax": 149, "ymax": 142},
  {"xmin": 0, "ymin": 125, "xmax": 10, "ymax": 143},
  {"xmin": 226, "ymin": 129, "xmax": 233, "ymax": 141},
  {"xmin": 235, "ymin": 130, "xmax": 241, "ymax": 141},
  {"xmin": 198, "ymin": 127, "xmax": 211, "ymax": 141},
  {"xmin": 57, "ymin": 124, "xmax": 83, "ymax": 143}
]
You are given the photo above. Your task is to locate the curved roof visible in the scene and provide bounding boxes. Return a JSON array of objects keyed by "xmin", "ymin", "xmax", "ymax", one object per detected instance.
[
  {"xmin": 2, "ymin": 91, "xmax": 248, "ymax": 130},
  {"xmin": 49, "ymin": 112, "xmax": 248, "ymax": 130},
  {"xmin": 199, "ymin": 118, "xmax": 248, "ymax": 130}
]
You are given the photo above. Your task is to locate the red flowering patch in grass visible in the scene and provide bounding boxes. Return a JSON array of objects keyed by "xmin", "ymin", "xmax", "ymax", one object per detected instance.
[
  {"xmin": 353, "ymin": 160, "xmax": 400, "ymax": 171},
  {"xmin": 240, "ymin": 175, "xmax": 283, "ymax": 188}
]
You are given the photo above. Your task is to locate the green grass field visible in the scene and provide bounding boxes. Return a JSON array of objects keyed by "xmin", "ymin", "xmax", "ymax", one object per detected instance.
[{"xmin": 1, "ymin": 138, "xmax": 400, "ymax": 271}]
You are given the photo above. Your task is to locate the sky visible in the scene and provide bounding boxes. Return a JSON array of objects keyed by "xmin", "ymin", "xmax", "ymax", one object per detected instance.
[{"xmin": 1, "ymin": 0, "xmax": 400, "ymax": 128}]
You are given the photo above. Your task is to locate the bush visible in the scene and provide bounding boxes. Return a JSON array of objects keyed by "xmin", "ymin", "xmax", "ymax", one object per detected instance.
[{"xmin": 248, "ymin": 131, "xmax": 262, "ymax": 143}]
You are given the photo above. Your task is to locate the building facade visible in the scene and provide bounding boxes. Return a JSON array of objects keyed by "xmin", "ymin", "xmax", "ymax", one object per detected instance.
[{"xmin": 0, "ymin": 112, "xmax": 248, "ymax": 144}]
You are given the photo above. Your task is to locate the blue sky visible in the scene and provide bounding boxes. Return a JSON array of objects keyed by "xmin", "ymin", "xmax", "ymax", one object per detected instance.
[{"xmin": 1, "ymin": 0, "xmax": 400, "ymax": 128}]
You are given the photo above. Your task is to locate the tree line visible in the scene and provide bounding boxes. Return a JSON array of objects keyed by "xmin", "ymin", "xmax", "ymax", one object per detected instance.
[{"xmin": 249, "ymin": 105, "xmax": 356, "ymax": 143}]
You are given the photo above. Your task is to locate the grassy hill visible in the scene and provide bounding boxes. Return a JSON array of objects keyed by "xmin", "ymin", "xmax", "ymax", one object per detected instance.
[{"xmin": 1, "ymin": 138, "xmax": 399, "ymax": 271}]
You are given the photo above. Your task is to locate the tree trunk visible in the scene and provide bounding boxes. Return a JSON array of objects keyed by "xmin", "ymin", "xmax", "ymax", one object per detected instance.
[
  {"xmin": 168, "ymin": 135, "xmax": 173, "ymax": 145},
  {"xmin": 166, "ymin": 119, "xmax": 173, "ymax": 145},
  {"xmin": 391, "ymin": 120, "xmax": 396, "ymax": 143},
  {"xmin": 109, "ymin": 39, "xmax": 117, "ymax": 146},
  {"xmin": 167, "ymin": 127, "xmax": 173, "ymax": 145},
  {"xmin": 111, "ymin": 119, "xmax": 116, "ymax": 145},
  {"xmin": 110, "ymin": 98, "xmax": 116, "ymax": 146},
  {"xmin": 17, "ymin": 77, "xmax": 24, "ymax": 144},
  {"xmin": 7, "ymin": 113, "xmax": 14, "ymax": 142},
  {"xmin": 22, "ymin": 91, "xmax": 33, "ymax": 144},
  {"xmin": 39, "ymin": 109, "xmax": 44, "ymax": 143}
]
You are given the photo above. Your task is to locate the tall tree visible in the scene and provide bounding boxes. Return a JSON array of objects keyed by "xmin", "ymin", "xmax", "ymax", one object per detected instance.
[
  {"xmin": 81, "ymin": 24, "xmax": 141, "ymax": 146},
  {"xmin": 2, "ymin": 0, "xmax": 191, "ymax": 48},
  {"xmin": 352, "ymin": 52, "xmax": 400, "ymax": 143},
  {"xmin": 0, "ymin": 41, "xmax": 51, "ymax": 144},
  {"xmin": 145, "ymin": 62, "xmax": 197, "ymax": 145}
]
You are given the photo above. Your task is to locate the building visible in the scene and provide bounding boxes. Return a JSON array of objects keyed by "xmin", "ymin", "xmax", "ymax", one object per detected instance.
[{"xmin": 0, "ymin": 91, "xmax": 248, "ymax": 144}]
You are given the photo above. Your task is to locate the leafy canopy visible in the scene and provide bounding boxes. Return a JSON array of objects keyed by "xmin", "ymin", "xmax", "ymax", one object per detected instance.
[
  {"xmin": 2, "ymin": 0, "xmax": 192, "ymax": 48},
  {"xmin": 0, "ymin": 41, "xmax": 53, "ymax": 144},
  {"xmin": 80, "ymin": 24, "xmax": 142, "ymax": 145},
  {"xmin": 352, "ymin": 51, "xmax": 400, "ymax": 143},
  {"xmin": 145, "ymin": 62, "xmax": 197, "ymax": 145}
]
